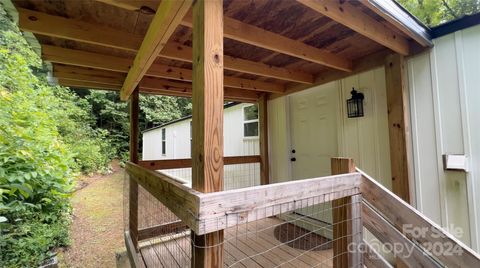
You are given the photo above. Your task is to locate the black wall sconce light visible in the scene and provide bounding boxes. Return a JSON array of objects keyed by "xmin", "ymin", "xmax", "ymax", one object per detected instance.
[{"xmin": 347, "ymin": 88, "xmax": 364, "ymax": 118}]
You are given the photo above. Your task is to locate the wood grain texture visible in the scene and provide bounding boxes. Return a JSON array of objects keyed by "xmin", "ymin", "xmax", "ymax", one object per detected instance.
[
  {"xmin": 384, "ymin": 54, "xmax": 411, "ymax": 203},
  {"xmin": 362, "ymin": 240, "xmax": 393, "ymax": 268},
  {"xmin": 358, "ymin": 0, "xmax": 432, "ymax": 47},
  {"xmin": 125, "ymin": 162, "xmax": 201, "ymax": 231},
  {"xmin": 195, "ymin": 173, "xmax": 361, "ymax": 235},
  {"xmin": 160, "ymin": 42, "xmax": 315, "ymax": 84},
  {"xmin": 138, "ymin": 155, "xmax": 261, "ymax": 170},
  {"xmin": 359, "ymin": 168, "xmax": 480, "ymax": 267},
  {"xmin": 137, "ymin": 220, "xmax": 186, "ymax": 241},
  {"xmin": 120, "ymin": 0, "xmax": 193, "ymax": 100},
  {"xmin": 191, "ymin": 0, "xmax": 224, "ymax": 266},
  {"xmin": 278, "ymin": 49, "xmax": 390, "ymax": 98},
  {"xmin": 362, "ymin": 203, "xmax": 439, "ymax": 268},
  {"xmin": 45, "ymin": 45, "xmax": 281, "ymax": 93},
  {"xmin": 331, "ymin": 158, "xmax": 356, "ymax": 268},
  {"xmin": 20, "ymin": 8, "xmax": 312, "ymax": 84},
  {"xmin": 297, "ymin": 0, "xmax": 410, "ymax": 55},
  {"xmin": 129, "ymin": 89, "xmax": 140, "ymax": 251},
  {"xmin": 181, "ymin": 11, "xmax": 352, "ymax": 72},
  {"xmin": 258, "ymin": 94, "xmax": 269, "ymax": 185},
  {"xmin": 124, "ymin": 231, "xmax": 142, "ymax": 268}
]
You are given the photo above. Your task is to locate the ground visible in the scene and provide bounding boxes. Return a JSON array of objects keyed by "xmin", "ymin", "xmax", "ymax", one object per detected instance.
[{"xmin": 58, "ymin": 162, "xmax": 127, "ymax": 267}]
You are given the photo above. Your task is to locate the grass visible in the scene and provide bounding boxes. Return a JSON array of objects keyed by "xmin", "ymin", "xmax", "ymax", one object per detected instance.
[{"xmin": 58, "ymin": 163, "xmax": 126, "ymax": 267}]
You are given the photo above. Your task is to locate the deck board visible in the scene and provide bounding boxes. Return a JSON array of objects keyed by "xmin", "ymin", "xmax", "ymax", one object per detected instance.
[{"xmin": 139, "ymin": 217, "xmax": 333, "ymax": 267}]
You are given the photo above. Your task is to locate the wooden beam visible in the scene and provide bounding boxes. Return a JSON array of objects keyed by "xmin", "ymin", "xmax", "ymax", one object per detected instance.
[
  {"xmin": 56, "ymin": 72, "xmax": 261, "ymax": 102},
  {"xmin": 124, "ymin": 231, "xmax": 141, "ymax": 268},
  {"xmin": 191, "ymin": 0, "xmax": 224, "ymax": 266},
  {"xmin": 20, "ymin": 8, "xmax": 313, "ymax": 84},
  {"xmin": 362, "ymin": 202, "xmax": 440, "ymax": 267},
  {"xmin": 297, "ymin": 0, "xmax": 410, "ymax": 55},
  {"xmin": 258, "ymin": 94, "xmax": 269, "ymax": 185},
  {"xmin": 362, "ymin": 240, "xmax": 393, "ymax": 268},
  {"xmin": 359, "ymin": 168, "xmax": 480, "ymax": 267},
  {"xmin": 44, "ymin": 45, "xmax": 283, "ymax": 93},
  {"xmin": 359, "ymin": 0, "xmax": 432, "ymax": 47},
  {"xmin": 331, "ymin": 158, "xmax": 359, "ymax": 268},
  {"xmin": 196, "ymin": 172, "xmax": 361, "ymax": 234},
  {"xmin": 278, "ymin": 49, "xmax": 391, "ymax": 98},
  {"xmin": 181, "ymin": 12, "xmax": 352, "ymax": 72},
  {"xmin": 53, "ymin": 65, "xmax": 126, "ymax": 86},
  {"xmin": 384, "ymin": 54, "xmax": 411, "ymax": 203},
  {"xmin": 162, "ymin": 42, "xmax": 314, "ymax": 84},
  {"xmin": 138, "ymin": 155, "xmax": 261, "ymax": 170},
  {"xmin": 129, "ymin": 88, "xmax": 140, "ymax": 251},
  {"xmin": 120, "ymin": 0, "xmax": 192, "ymax": 100},
  {"xmin": 126, "ymin": 162, "xmax": 201, "ymax": 230}
]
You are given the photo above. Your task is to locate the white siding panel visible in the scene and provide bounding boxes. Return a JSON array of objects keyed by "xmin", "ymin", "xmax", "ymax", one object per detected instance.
[{"xmin": 406, "ymin": 25, "xmax": 480, "ymax": 248}]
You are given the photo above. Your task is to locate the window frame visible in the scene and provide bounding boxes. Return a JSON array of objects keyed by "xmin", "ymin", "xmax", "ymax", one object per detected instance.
[
  {"xmin": 243, "ymin": 104, "xmax": 259, "ymax": 139},
  {"xmin": 161, "ymin": 128, "xmax": 166, "ymax": 156}
]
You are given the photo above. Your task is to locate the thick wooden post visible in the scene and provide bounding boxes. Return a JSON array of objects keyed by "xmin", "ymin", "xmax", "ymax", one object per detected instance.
[
  {"xmin": 191, "ymin": 0, "xmax": 224, "ymax": 267},
  {"xmin": 258, "ymin": 93, "xmax": 269, "ymax": 185},
  {"xmin": 129, "ymin": 88, "xmax": 140, "ymax": 251},
  {"xmin": 385, "ymin": 54, "xmax": 411, "ymax": 203},
  {"xmin": 332, "ymin": 158, "xmax": 362, "ymax": 268}
]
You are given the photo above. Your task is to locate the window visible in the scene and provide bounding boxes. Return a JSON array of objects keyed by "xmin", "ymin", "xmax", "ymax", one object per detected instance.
[
  {"xmin": 161, "ymin": 128, "xmax": 166, "ymax": 155},
  {"xmin": 243, "ymin": 104, "xmax": 259, "ymax": 138}
]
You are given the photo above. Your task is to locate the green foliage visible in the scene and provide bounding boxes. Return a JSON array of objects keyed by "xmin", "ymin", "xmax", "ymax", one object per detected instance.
[
  {"xmin": 84, "ymin": 91, "xmax": 190, "ymax": 160},
  {"xmin": 397, "ymin": 0, "xmax": 480, "ymax": 26},
  {"xmin": 0, "ymin": 5, "xmax": 110, "ymax": 266}
]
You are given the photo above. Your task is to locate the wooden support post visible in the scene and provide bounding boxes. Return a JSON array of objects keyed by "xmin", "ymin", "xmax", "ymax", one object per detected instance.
[
  {"xmin": 385, "ymin": 54, "xmax": 411, "ymax": 203},
  {"xmin": 191, "ymin": 0, "xmax": 224, "ymax": 267},
  {"xmin": 331, "ymin": 158, "xmax": 362, "ymax": 268},
  {"xmin": 129, "ymin": 88, "xmax": 140, "ymax": 251},
  {"xmin": 258, "ymin": 93, "xmax": 269, "ymax": 185}
]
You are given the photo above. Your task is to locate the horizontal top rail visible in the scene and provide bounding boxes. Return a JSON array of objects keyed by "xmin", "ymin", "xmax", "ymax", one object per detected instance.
[
  {"xmin": 126, "ymin": 162, "xmax": 201, "ymax": 230},
  {"xmin": 126, "ymin": 162, "xmax": 361, "ymax": 235},
  {"xmin": 138, "ymin": 155, "xmax": 261, "ymax": 170},
  {"xmin": 358, "ymin": 167, "xmax": 480, "ymax": 267}
]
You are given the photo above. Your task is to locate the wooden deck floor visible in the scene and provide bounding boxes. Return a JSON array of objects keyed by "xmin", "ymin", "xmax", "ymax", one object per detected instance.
[{"xmin": 139, "ymin": 218, "xmax": 333, "ymax": 268}]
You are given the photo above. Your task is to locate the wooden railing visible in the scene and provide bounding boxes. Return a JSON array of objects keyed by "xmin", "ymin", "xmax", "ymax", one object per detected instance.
[
  {"xmin": 138, "ymin": 155, "xmax": 261, "ymax": 170},
  {"xmin": 126, "ymin": 161, "xmax": 360, "ymax": 235},
  {"xmin": 124, "ymin": 159, "xmax": 480, "ymax": 267},
  {"xmin": 359, "ymin": 168, "xmax": 480, "ymax": 267}
]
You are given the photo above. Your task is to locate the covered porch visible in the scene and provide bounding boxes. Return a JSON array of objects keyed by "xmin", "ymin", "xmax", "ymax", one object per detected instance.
[{"xmin": 8, "ymin": 0, "xmax": 480, "ymax": 267}]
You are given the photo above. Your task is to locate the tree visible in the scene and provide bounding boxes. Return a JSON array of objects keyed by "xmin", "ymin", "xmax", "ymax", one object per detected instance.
[{"xmin": 397, "ymin": 0, "xmax": 480, "ymax": 26}]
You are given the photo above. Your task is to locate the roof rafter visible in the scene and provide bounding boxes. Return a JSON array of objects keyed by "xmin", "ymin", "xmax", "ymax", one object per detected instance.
[
  {"xmin": 56, "ymin": 75, "xmax": 260, "ymax": 103},
  {"xmin": 18, "ymin": 8, "xmax": 313, "ymax": 84},
  {"xmin": 42, "ymin": 45, "xmax": 284, "ymax": 93},
  {"xmin": 120, "ymin": 0, "xmax": 193, "ymax": 100},
  {"xmin": 180, "ymin": 12, "xmax": 353, "ymax": 72},
  {"xmin": 296, "ymin": 0, "xmax": 410, "ymax": 55}
]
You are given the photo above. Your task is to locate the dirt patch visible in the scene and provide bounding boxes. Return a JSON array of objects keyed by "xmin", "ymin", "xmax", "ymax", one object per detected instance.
[
  {"xmin": 274, "ymin": 223, "xmax": 332, "ymax": 251},
  {"xmin": 59, "ymin": 163, "xmax": 126, "ymax": 268}
]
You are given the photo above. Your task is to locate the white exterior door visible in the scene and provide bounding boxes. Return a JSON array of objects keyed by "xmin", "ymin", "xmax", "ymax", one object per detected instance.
[
  {"xmin": 288, "ymin": 82, "xmax": 340, "ymax": 228},
  {"xmin": 289, "ymin": 82, "xmax": 340, "ymax": 180}
]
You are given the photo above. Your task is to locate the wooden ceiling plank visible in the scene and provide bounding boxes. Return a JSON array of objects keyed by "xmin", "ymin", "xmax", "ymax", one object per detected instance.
[
  {"xmin": 18, "ymin": 8, "xmax": 313, "ymax": 84},
  {"xmin": 296, "ymin": 0, "xmax": 410, "ymax": 55},
  {"xmin": 18, "ymin": 8, "xmax": 142, "ymax": 52},
  {"xmin": 120, "ymin": 0, "xmax": 193, "ymax": 100},
  {"xmin": 180, "ymin": 12, "xmax": 352, "ymax": 72},
  {"xmin": 43, "ymin": 45, "xmax": 283, "ymax": 93}
]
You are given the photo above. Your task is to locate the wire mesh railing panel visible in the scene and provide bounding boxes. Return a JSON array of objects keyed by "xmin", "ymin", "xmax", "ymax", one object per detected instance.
[
  {"xmin": 161, "ymin": 163, "xmax": 260, "ymax": 190},
  {"xmin": 189, "ymin": 191, "xmax": 362, "ymax": 268}
]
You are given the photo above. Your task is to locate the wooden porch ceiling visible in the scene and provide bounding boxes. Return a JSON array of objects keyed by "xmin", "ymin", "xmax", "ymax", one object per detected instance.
[{"xmin": 13, "ymin": 0, "xmax": 431, "ymax": 101}]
